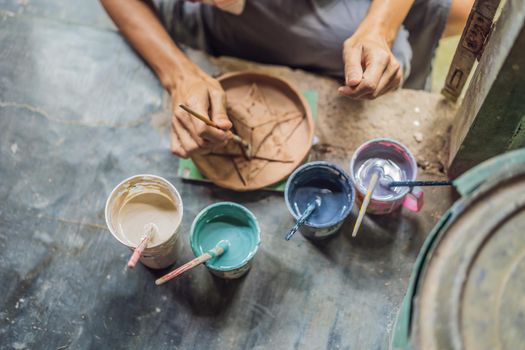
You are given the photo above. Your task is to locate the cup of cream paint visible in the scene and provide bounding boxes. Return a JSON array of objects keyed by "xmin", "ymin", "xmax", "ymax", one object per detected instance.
[
  {"xmin": 350, "ymin": 138, "xmax": 423, "ymax": 215},
  {"xmin": 190, "ymin": 202, "xmax": 260, "ymax": 279},
  {"xmin": 285, "ymin": 161, "xmax": 355, "ymax": 239},
  {"xmin": 105, "ymin": 175, "xmax": 183, "ymax": 269}
]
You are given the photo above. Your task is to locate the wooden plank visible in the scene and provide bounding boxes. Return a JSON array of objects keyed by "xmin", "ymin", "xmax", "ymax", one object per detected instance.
[
  {"xmin": 449, "ymin": 0, "xmax": 525, "ymax": 177},
  {"xmin": 441, "ymin": 0, "xmax": 501, "ymax": 101}
]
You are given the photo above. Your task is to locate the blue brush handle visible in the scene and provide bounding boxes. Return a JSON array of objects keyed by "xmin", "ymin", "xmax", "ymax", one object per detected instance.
[
  {"xmin": 388, "ymin": 180, "xmax": 452, "ymax": 187},
  {"xmin": 285, "ymin": 201, "xmax": 318, "ymax": 241}
]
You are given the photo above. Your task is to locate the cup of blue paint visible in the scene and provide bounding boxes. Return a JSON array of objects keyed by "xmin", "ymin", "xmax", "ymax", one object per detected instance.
[
  {"xmin": 284, "ymin": 161, "xmax": 355, "ymax": 240},
  {"xmin": 190, "ymin": 202, "xmax": 261, "ymax": 279}
]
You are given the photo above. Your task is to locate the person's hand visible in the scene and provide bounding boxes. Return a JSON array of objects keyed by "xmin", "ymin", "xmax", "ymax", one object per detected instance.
[
  {"xmin": 339, "ymin": 31, "xmax": 403, "ymax": 100},
  {"xmin": 170, "ymin": 69, "xmax": 232, "ymax": 158}
]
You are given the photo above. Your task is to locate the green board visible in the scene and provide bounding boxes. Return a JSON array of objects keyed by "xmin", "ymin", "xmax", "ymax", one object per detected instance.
[{"xmin": 177, "ymin": 90, "xmax": 318, "ymax": 192}]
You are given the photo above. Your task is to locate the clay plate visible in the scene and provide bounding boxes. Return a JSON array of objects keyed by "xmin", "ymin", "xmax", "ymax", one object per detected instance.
[{"xmin": 192, "ymin": 71, "xmax": 314, "ymax": 191}]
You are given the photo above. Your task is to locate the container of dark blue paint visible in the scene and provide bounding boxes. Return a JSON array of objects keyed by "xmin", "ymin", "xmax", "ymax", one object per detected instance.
[{"xmin": 285, "ymin": 161, "xmax": 355, "ymax": 239}]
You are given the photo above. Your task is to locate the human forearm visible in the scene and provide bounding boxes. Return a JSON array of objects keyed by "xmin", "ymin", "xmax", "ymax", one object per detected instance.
[
  {"xmin": 101, "ymin": 0, "xmax": 232, "ymax": 158},
  {"xmin": 100, "ymin": 0, "xmax": 198, "ymax": 91},
  {"xmin": 357, "ymin": 0, "xmax": 415, "ymax": 46}
]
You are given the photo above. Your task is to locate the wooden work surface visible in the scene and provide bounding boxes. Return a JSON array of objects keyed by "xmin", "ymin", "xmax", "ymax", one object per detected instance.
[{"xmin": 0, "ymin": 2, "xmax": 456, "ymax": 349}]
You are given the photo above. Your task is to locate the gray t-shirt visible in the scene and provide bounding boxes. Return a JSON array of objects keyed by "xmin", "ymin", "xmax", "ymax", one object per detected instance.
[{"xmin": 154, "ymin": 0, "xmax": 452, "ymax": 90}]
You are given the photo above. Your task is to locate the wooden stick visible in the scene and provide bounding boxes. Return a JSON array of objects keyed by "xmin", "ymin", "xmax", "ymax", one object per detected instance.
[
  {"xmin": 179, "ymin": 104, "xmax": 252, "ymax": 159},
  {"xmin": 155, "ymin": 240, "xmax": 230, "ymax": 285},
  {"xmin": 209, "ymin": 152, "xmax": 294, "ymax": 163},
  {"xmin": 179, "ymin": 104, "xmax": 217, "ymax": 127},
  {"xmin": 127, "ymin": 223, "xmax": 158, "ymax": 269},
  {"xmin": 352, "ymin": 172, "xmax": 379, "ymax": 238}
]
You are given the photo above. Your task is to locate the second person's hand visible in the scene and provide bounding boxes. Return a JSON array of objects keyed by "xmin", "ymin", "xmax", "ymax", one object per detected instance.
[
  {"xmin": 170, "ymin": 68, "xmax": 233, "ymax": 158},
  {"xmin": 338, "ymin": 30, "xmax": 403, "ymax": 100}
]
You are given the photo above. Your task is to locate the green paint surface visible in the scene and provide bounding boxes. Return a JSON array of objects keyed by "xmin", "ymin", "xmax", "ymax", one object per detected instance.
[
  {"xmin": 178, "ymin": 90, "xmax": 318, "ymax": 192},
  {"xmin": 191, "ymin": 202, "xmax": 260, "ymax": 271}
]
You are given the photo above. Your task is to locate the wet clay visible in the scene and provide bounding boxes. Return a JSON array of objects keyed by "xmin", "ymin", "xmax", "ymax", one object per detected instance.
[
  {"xmin": 116, "ymin": 192, "xmax": 180, "ymax": 247},
  {"xmin": 192, "ymin": 71, "xmax": 314, "ymax": 191}
]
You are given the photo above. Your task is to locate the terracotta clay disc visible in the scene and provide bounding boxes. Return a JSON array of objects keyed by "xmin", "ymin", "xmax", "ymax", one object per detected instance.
[{"xmin": 192, "ymin": 71, "xmax": 314, "ymax": 191}]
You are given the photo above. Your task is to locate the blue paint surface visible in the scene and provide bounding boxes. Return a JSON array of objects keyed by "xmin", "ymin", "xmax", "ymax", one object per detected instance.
[
  {"xmin": 191, "ymin": 202, "xmax": 260, "ymax": 271},
  {"xmin": 291, "ymin": 179, "xmax": 349, "ymax": 226},
  {"xmin": 286, "ymin": 162, "xmax": 354, "ymax": 229}
]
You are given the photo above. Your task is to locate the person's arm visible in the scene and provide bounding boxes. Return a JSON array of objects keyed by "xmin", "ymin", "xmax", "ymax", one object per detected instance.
[
  {"xmin": 100, "ymin": 0, "xmax": 232, "ymax": 158},
  {"xmin": 338, "ymin": 0, "xmax": 414, "ymax": 99}
]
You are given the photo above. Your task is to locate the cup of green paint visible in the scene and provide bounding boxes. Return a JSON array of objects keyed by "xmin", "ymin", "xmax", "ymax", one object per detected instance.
[{"xmin": 190, "ymin": 202, "xmax": 261, "ymax": 279}]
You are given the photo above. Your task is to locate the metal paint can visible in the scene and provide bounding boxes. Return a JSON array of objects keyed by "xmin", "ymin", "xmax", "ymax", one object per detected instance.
[
  {"xmin": 190, "ymin": 202, "xmax": 260, "ymax": 279},
  {"xmin": 350, "ymin": 138, "xmax": 423, "ymax": 215},
  {"xmin": 285, "ymin": 161, "xmax": 355, "ymax": 239},
  {"xmin": 105, "ymin": 174, "xmax": 183, "ymax": 269}
]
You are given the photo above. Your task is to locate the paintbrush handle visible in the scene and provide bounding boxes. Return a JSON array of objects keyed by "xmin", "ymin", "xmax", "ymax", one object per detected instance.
[
  {"xmin": 388, "ymin": 180, "xmax": 452, "ymax": 187},
  {"xmin": 155, "ymin": 245, "xmax": 226, "ymax": 285},
  {"xmin": 127, "ymin": 233, "xmax": 152, "ymax": 269},
  {"xmin": 155, "ymin": 253, "xmax": 212, "ymax": 285},
  {"xmin": 285, "ymin": 201, "xmax": 317, "ymax": 241},
  {"xmin": 352, "ymin": 172, "xmax": 379, "ymax": 237}
]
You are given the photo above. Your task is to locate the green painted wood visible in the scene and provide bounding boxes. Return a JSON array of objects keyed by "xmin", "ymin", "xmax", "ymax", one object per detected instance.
[
  {"xmin": 454, "ymin": 147, "xmax": 525, "ymax": 196},
  {"xmin": 449, "ymin": 0, "xmax": 525, "ymax": 177}
]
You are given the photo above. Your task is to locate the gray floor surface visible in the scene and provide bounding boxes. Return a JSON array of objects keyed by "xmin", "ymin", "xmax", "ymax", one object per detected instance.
[{"xmin": 0, "ymin": 1, "xmax": 454, "ymax": 349}]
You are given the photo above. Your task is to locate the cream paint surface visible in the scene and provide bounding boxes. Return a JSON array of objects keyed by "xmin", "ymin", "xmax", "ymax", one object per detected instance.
[{"xmin": 116, "ymin": 192, "xmax": 179, "ymax": 246}]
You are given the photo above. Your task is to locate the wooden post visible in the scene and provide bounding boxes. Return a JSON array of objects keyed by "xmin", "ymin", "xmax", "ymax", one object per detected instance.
[
  {"xmin": 441, "ymin": 0, "xmax": 501, "ymax": 101},
  {"xmin": 448, "ymin": 0, "xmax": 525, "ymax": 177}
]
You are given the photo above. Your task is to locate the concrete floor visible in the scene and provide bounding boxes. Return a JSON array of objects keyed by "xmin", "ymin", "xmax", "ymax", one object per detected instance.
[{"xmin": 0, "ymin": 1, "xmax": 456, "ymax": 349}]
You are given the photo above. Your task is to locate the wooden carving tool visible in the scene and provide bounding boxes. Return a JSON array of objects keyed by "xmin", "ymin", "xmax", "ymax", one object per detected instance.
[{"xmin": 179, "ymin": 104, "xmax": 252, "ymax": 159}]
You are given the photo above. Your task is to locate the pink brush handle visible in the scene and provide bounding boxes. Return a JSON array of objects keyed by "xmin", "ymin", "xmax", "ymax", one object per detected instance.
[
  {"xmin": 127, "ymin": 235, "xmax": 151, "ymax": 269},
  {"xmin": 155, "ymin": 253, "xmax": 212, "ymax": 285}
]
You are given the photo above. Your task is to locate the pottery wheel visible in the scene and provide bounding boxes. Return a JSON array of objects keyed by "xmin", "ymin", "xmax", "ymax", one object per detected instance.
[{"xmin": 192, "ymin": 71, "xmax": 314, "ymax": 191}]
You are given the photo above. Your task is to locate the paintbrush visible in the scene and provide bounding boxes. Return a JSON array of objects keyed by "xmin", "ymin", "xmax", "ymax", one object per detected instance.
[
  {"xmin": 179, "ymin": 104, "xmax": 252, "ymax": 159},
  {"xmin": 127, "ymin": 223, "xmax": 158, "ymax": 269},
  {"xmin": 155, "ymin": 240, "xmax": 230, "ymax": 285},
  {"xmin": 352, "ymin": 172, "xmax": 379, "ymax": 237},
  {"xmin": 285, "ymin": 196, "xmax": 321, "ymax": 241},
  {"xmin": 387, "ymin": 180, "xmax": 452, "ymax": 187}
]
